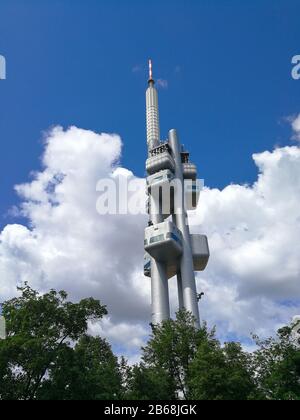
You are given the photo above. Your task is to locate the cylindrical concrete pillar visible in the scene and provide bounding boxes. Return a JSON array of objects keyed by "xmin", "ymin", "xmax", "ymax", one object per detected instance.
[{"xmin": 168, "ymin": 129, "xmax": 200, "ymax": 328}]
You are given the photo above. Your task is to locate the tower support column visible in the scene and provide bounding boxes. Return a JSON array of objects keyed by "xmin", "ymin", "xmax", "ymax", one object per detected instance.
[
  {"xmin": 151, "ymin": 259, "xmax": 170, "ymax": 324},
  {"xmin": 150, "ymin": 198, "xmax": 170, "ymax": 325},
  {"xmin": 168, "ymin": 129, "xmax": 200, "ymax": 328}
]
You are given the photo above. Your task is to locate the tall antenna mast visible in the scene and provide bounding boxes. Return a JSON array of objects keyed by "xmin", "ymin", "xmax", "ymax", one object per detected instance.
[
  {"xmin": 146, "ymin": 59, "xmax": 160, "ymax": 148},
  {"xmin": 148, "ymin": 59, "xmax": 153, "ymax": 82}
]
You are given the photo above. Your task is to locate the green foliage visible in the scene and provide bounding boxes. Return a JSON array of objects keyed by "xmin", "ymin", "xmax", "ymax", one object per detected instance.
[
  {"xmin": 38, "ymin": 335, "xmax": 122, "ymax": 400},
  {"xmin": 139, "ymin": 310, "xmax": 209, "ymax": 399},
  {"xmin": 0, "ymin": 283, "xmax": 117, "ymax": 400},
  {"xmin": 129, "ymin": 310, "xmax": 255, "ymax": 400},
  {"xmin": 188, "ymin": 340, "xmax": 255, "ymax": 400},
  {"xmin": 251, "ymin": 325, "xmax": 300, "ymax": 400},
  {"xmin": 125, "ymin": 364, "xmax": 174, "ymax": 400},
  {"xmin": 125, "ymin": 310, "xmax": 300, "ymax": 400},
  {"xmin": 1, "ymin": 284, "xmax": 300, "ymax": 400}
]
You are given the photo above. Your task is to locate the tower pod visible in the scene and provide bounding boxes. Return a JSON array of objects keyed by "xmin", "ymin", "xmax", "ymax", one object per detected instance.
[
  {"xmin": 144, "ymin": 221, "xmax": 183, "ymax": 263},
  {"xmin": 146, "ymin": 169, "xmax": 175, "ymax": 192},
  {"xmin": 190, "ymin": 234, "xmax": 210, "ymax": 271},
  {"xmin": 182, "ymin": 162, "xmax": 197, "ymax": 180},
  {"xmin": 144, "ymin": 253, "xmax": 179, "ymax": 280},
  {"xmin": 144, "ymin": 233, "xmax": 210, "ymax": 278},
  {"xmin": 147, "ymin": 169, "xmax": 175, "ymax": 218},
  {"xmin": 146, "ymin": 143, "xmax": 175, "ymax": 175}
]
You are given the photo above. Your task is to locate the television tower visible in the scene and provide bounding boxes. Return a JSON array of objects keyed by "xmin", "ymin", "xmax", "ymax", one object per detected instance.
[{"xmin": 144, "ymin": 60, "xmax": 209, "ymax": 328}]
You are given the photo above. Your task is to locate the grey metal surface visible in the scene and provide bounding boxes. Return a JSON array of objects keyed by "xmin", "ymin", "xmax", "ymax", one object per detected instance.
[
  {"xmin": 146, "ymin": 80, "xmax": 160, "ymax": 151},
  {"xmin": 144, "ymin": 221, "xmax": 183, "ymax": 262},
  {"xmin": 150, "ymin": 210, "xmax": 170, "ymax": 325},
  {"xmin": 190, "ymin": 234, "xmax": 210, "ymax": 271},
  {"xmin": 168, "ymin": 129, "xmax": 201, "ymax": 328},
  {"xmin": 182, "ymin": 162, "xmax": 197, "ymax": 180},
  {"xmin": 146, "ymin": 151, "xmax": 175, "ymax": 175},
  {"xmin": 144, "ymin": 62, "xmax": 208, "ymax": 328},
  {"xmin": 144, "ymin": 252, "xmax": 180, "ymax": 280},
  {"xmin": 151, "ymin": 258, "xmax": 170, "ymax": 324}
]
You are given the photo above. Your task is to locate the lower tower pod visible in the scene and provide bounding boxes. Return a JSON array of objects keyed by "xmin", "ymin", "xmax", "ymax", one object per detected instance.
[{"xmin": 144, "ymin": 221, "xmax": 183, "ymax": 263}]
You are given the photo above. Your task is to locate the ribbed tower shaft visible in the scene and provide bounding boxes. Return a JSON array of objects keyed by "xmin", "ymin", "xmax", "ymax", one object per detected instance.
[{"xmin": 146, "ymin": 76, "xmax": 160, "ymax": 150}]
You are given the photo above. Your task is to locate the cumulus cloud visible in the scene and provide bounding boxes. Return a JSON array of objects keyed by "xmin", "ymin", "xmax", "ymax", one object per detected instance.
[
  {"xmin": 89, "ymin": 317, "xmax": 148, "ymax": 362},
  {"xmin": 0, "ymin": 123, "xmax": 300, "ymax": 359},
  {"xmin": 291, "ymin": 113, "xmax": 300, "ymax": 140},
  {"xmin": 190, "ymin": 145, "xmax": 300, "ymax": 339},
  {"xmin": 0, "ymin": 126, "xmax": 148, "ymax": 358},
  {"xmin": 156, "ymin": 79, "xmax": 168, "ymax": 89}
]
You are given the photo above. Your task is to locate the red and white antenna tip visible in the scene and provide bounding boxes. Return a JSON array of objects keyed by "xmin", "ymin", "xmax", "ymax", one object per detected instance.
[{"xmin": 148, "ymin": 59, "xmax": 153, "ymax": 81}]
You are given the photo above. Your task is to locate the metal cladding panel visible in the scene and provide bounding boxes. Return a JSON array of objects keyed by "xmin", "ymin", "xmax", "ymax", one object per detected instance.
[
  {"xmin": 145, "ymin": 237, "xmax": 182, "ymax": 262},
  {"xmin": 191, "ymin": 234, "xmax": 210, "ymax": 271},
  {"xmin": 147, "ymin": 199, "xmax": 172, "ymax": 221},
  {"xmin": 146, "ymin": 85, "xmax": 160, "ymax": 149},
  {"xmin": 146, "ymin": 169, "xmax": 174, "ymax": 191},
  {"xmin": 146, "ymin": 152, "xmax": 175, "ymax": 175},
  {"xmin": 182, "ymin": 163, "xmax": 197, "ymax": 180},
  {"xmin": 184, "ymin": 180, "xmax": 201, "ymax": 210},
  {"xmin": 168, "ymin": 129, "xmax": 201, "ymax": 328},
  {"xmin": 144, "ymin": 221, "xmax": 183, "ymax": 263},
  {"xmin": 144, "ymin": 253, "xmax": 179, "ymax": 280},
  {"xmin": 147, "ymin": 170, "xmax": 175, "ymax": 217},
  {"xmin": 165, "ymin": 262, "xmax": 179, "ymax": 279},
  {"xmin": 145, "ymin": 220, "xmax": 181, "ymax": 240}
]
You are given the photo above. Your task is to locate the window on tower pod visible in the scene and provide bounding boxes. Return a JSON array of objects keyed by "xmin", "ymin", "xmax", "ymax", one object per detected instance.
[{"xmin": 150, "ymin": 234, "xmax": 164, "ymax": 244}]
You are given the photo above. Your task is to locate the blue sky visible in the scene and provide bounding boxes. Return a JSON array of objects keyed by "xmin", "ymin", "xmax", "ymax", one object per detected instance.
[{"xmin": 0, "ymin": 0, "xmax": 299, "ymax": 226}]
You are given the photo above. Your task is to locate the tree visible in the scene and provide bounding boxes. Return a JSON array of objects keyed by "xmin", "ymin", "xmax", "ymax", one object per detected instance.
[
  {"xmin": 2, "ymin": 284, "xmax": 299, "ymax": 401},
  {"xmin": 125, "ymin": 363, "xmax": 174, "ymax": 400},
  {"xmin": 252, "ymin": 324, "xmax": 300, "ymax": 400},
  {"xmin": 188, "ymin": 340, "xmax": 255, "ymax": 400},
  {"xmin": 0, "ymin": 283, "xmax": 109, "ymax": 400},
  {"xmin": 38, "ymin": 335, "xmax": 122, "ymax": 400},
  {"xmin": 134, "ymin": 310, "xmax": 256, "ymax": 400},
  {"xmin": 140, "ymin": 310, "xmax": 204, "ymax": 399}
]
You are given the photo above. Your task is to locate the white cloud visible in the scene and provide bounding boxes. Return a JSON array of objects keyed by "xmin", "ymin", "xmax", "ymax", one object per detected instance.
[
  {"xmin": 1, "ymin": 123, "xmax": 300, "ymax": 359},
  {"xmin": 89, "ymin": 318, "xmax": 148, "ymax": 351},
  {"xmin": 132, "ymin": 65, "xmax": 142, "ymax": 73},
  {"xmin": 0, "ymin": 126, "xmax": 149, "ymax": 359},
  {"xmin": 291, "ymin": 113, "xmax": 300, "ymax": 140},
  {"xmin": 156, "ymin": 79, "xmax": 168, "ymax": 89},
  {"xmin": 190, "ymin": 144, "xmax": 300, "ymax": 339}
]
